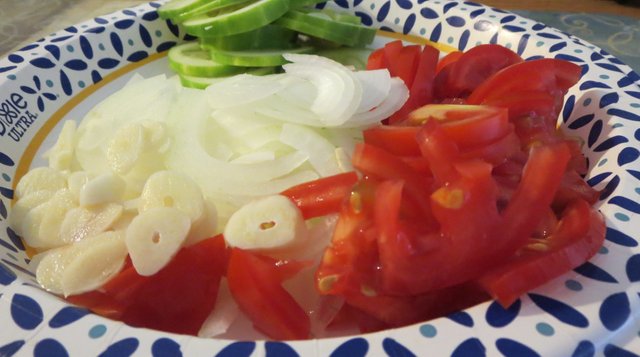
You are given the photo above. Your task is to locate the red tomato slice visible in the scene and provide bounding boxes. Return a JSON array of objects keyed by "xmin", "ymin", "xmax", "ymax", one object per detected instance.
[
  {"xmin": 366, "ymin": 47, "xmax": 385, "ymax": 70},
  {"xmin": 281, "ymin": 172, "xmax": 358, "ymax": 219},
  {"xmin": 389, "ymin": 45, "xmax": 439, "ymax": 123},
  {"xmin": 478, "ymin": 199, "xmax": 606, "ymax": 308},
  {"xmin": 69, "ymin": 235, "xmax": 227, "ymax": 335},
  {"xmin": 410, "ymin": 104, "xmax": 510, "ymax": 149},
  {"xmin": 467, "ymin": 58, "xmax": 582, "ymax": 105},
  {"xmin": 434, "ymin": 44, "xmax": 523, "ymax": 100},
  {"xmin": 497, "ymin": 142, "xmax": 572, "ymax": 257},
  {"xmin": 227, "ymin": 248, "xmax": 311, "ymax": 340},
  {"xmin": 482, "ymin": 90, "xmax": 557, "ymax": 122},
  {"xmin": 363, "ymin": 125, "xmax": 421, "ymax": 156},
  {"xmin": 436, "ymin": 51, "xmax": 463, "ymax": 73}
]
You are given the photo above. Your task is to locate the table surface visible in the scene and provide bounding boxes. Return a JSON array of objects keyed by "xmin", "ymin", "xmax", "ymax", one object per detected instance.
[{"xmin": 1, "ymin": 0, "xmax": 640, "ymax": 71}]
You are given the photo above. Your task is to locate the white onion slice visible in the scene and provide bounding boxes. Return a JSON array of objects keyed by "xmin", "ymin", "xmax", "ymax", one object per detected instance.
[
  {"xmin": 280, "ymin": 123, "xmax": 341, "ymax": 176},
  {"xmin": 205, "ymin": 74, "xmax": 288, "ymax": 109},
  {"xmin": 283, "ymin": 54, "xmax": 362, "ymax": 126},
  {"xmin": 198, "ymin": 278, "xmax": 240, "ymax": 338},
  {"xmin": 346, "ymin": 77, "xmax": 410, "ymax": 127},
  {"xmin": 354, "ymin": 69, "xmax": 391, "ymax": 113}
]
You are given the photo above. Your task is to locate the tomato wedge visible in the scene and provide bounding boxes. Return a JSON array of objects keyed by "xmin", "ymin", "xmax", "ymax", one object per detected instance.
[
  {"xmin": 68, "ymin": 235, "xmax": 227, "ymax": 335},
  {"xmin": 478, "ymin": 199, "xmax": 606, "ymax": 307},
  {"xmin": 227, "ymin": 248, "xmax": 311, "ymax": 340},
  {"xmin": 434, "ymin": 44, "xmax": 523, "ymax": 100},
  {"xmin": 467, "ymin": 58, "xmax": 582, "ymax": 105},
  {"xmin": 281, "ymin": 172, "xmax": 358, "ymax": 219}
]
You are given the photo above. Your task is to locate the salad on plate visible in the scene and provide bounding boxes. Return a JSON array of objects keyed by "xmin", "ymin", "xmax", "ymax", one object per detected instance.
[{"xmin": 9, "ymin": 0, "xmax": 605, "ymax": 341}]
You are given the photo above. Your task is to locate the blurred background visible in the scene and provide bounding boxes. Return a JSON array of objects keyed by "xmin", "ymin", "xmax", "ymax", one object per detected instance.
[{"xmin": 1, "ymin": 0, "xmax": 639, "ymax": 70}]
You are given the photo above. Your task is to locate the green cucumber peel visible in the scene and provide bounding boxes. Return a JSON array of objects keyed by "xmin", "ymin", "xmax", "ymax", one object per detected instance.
[{"xmin": 183, "ymin": 0, "xmax": 290, "ymax": 37}]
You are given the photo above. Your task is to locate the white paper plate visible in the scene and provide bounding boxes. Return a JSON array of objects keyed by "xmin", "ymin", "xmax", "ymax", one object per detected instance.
[{"xmin": 0, "ymin": 1, "xmax": 639, "ymax": 356}]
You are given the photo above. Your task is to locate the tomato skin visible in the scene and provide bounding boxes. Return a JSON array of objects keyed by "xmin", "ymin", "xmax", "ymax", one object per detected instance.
[
  {"xmin": 478, "ymin": 199, "xmax": 606, "ymax": 307},
  {"xmin": 434, "ymin": 44, "xmax": 523, "ymax": 100},
  {"xmin": 68, "ymin": 235, "xmax": 227, "ymax": 335},
  {"xmin": 436, "ymin": 51, "xmax": 463, "ymax": 73},
  {"xmin": 366, "ymin": 47, "xmax": 385, "ymax": 70},
  {"xmin": 281, "ymin": 172, "xmax": 358, "ymax": 219},
  {"xmin": 467, "ymin": 58, "xmax": 582, "ymax": 105},
  {"xmin": 227, "ymin": 248, "xmax": 311, "ymax": 340},
  {"xmin": 363, "ymin": 125, "xmax": 421, "ymax": 156},
  {"xmin": 389, "ymin": 45, "xmax": 439, "ymax": 123},
  {"xmin": 497, "ymin": 143, "xmax": 572, "ymax": 257}
]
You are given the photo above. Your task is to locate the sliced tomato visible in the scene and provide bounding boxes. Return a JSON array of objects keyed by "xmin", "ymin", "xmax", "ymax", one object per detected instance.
[
  {"xmin": 389, "ymin": 44, "xmax": 439, "ymax": 123},
  {"xmin": 436, "ymin": 50, "xmax": 463, "ymax": 73},
  {"xmin": 482, "ymin": 90, "xmax": 557, "ymax": 122},
  {"xmin": 227, "ymin": 248, "xmax": 310, "ymax": 340},
  {"xmin": 68, "ymin": 235, "xmax": 227, "ymax": 335},
  {"xmin": 497, "ymin": 142, "xmax": 572, "ymax": 257},
  {"xmin": 366, "ymin": 47, "xmax": 385, "ymax": 70},
  {"xmin": 467, "ymin": 58, "xmax": 582, "ymax": 105},
  {"xmin": 281, "ymin": 172, "xmax": 358, "ymax": 219},
  {"xmin": 409, "ymin": 104, "xmax": 510, "ymax": 149},
  {"xmin": 363, "ymin": 125, "xmax": 421, "ymax": 156},
  {"xmin": 478, "ymin": 199, "xmax": 606, "ymax": 307},
  {"xmin": 434, "ymin": 44, "xmax": 523, "ymax": 100},
  {"xmin": 382, "ymin": 41, "xmax": 420, "ymax": 88}
]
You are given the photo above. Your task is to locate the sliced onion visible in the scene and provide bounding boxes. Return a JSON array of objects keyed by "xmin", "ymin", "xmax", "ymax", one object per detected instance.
[
  {"xmin": 198, "ymin": 278, "xmax": 240, "ymax": 338},
  {"xmin": 283, "ymin": 53, "xmax": 362, "ymax": 126},
  {"xmin": 346, "ymin": 77, "xmax": 409, "ymax": 127},
  {"xmin": 353, "ymin": 69, "xmax": 391, "ymax": 113},
  {"xmin": 280, "ymin": 123, "xmax": 342, "ymax": 176},
  {"xmin": 205, "ymin": 73, "xmax": 288, "ymax": 109}
]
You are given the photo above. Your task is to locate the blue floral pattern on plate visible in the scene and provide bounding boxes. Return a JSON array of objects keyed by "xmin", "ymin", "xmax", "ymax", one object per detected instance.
[{"xmin": 0, "ymin": 0, "xmax": 639, "ymax": 355}]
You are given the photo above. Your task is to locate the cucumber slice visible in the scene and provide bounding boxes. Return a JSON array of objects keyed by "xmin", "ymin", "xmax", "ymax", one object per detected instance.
[
  {"xmin": 168, "ymin": 42, "xmax": 246, "ymax": 76},
  {"xmin": 183, "ymin": 0, "xmax": 290, "ymax": 37},
  {"xmin": 179, "ymin": 66, "xmax": 278, "ymax": 89},
  {"xmin": 276, "ymin": 10, "xmax": 376, "ymax": 47},
  {"xmin": 199, "ymin": 25, "xmax": 297, "ymax": 51},
  {"xmin": 209, "ymin": 46, "xmax": 314, "ymax": 67},
  {"xmin": 289, "ymin": 0, "xmax": 327, "ymax": 8},
  {"xmin": 168, "ymin": 0, "xmax": 253, "ymax": 23},
  {"xmin": 158, "ymin": 0, "xmax": 213, "ymax": 19},
  {"xmin": 179, "ymin": 74, "xmax": 224, "ymax": 89}
]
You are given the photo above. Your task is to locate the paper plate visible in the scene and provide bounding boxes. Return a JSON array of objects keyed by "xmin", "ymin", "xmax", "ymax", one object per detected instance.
[{"xmin": 0, "ymin": 1, "xmax": 639, "ymax": 355}]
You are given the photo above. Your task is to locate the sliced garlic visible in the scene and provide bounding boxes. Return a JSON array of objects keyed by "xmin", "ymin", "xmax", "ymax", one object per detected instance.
[
  {"xmin": 61, "ymin": 231, "xmax": 127, "ymax": 296},
  {"xmin": 139, "ymin": 170, "xmax": 204, "ymax": 223},
  {"xmin": 59, "ymin": 203, "xmax": 124, "ymax": 243},
  {"xmin": 15, "ymin": 167, "xmax": 67, "ymax": 199},
  {"xmin": 67, "ymin": 171, "xmax": 92, "ymax": 203},
  {"xmin": 223, "ymin": 195, "xmax": 307, "ymax": 256},
  {"xmin": 79, "ymin": 172, "xmax": 126, "ymax": 207},
  {"xmin": 106, "ymin": 122, "xmax": 145, "ymax": 175},
  {"xmin": 45, "ymin": 120, "xmax": 77, "ymax": 171},
  {"xmin": 22, "ymin": 189, "xmax": 76, "ymax": 249},
  {"xmin": 125, "ymin": 207, "xmax": 191, "ymax": 276},
  {"xmin": 9, "ymin": 190, "xmax": 54, "ymax": 236},
  {"xmin": 36, "ymin": 231, "xmax": 127, "ymax": 296}
]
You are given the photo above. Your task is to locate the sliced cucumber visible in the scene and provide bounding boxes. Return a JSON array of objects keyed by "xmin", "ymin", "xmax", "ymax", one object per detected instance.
[
  {"xmin": 158, "ymin": 0, "xmax": 213, "ymax": 19},
  {"xmin": 276, "ymin": 10, "xmax": 376, "ymax": 47},
  {"xmin": 209, "ymin": 46, "xmax": 314, "ymax": 67},
  {"xmin": 289, "ymin": 0, "xmax": 327, "ymax": 8},
  {"xmin": 168, "ymin": 42, "xmax": 246, "ymax": 76},
  {"xmin": 179, "ymin": 74, "xmax": 224, "ymax": 89},
  {"xmin": 199, "ymin": 25, "xmax": 297, "ymax": 51},
  {"xmin": 168, "ymin": 0, "xmax": 253, "ymax": 23},
  {"xmin": 180, "ymin": 66, "xmax": 278, "ymax": 89},
  {"xmin": 183, "ymin": 0, "xmax": 290, "ymax": 37}
]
